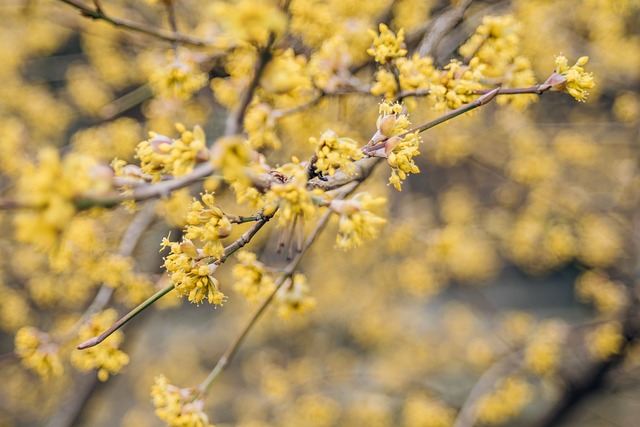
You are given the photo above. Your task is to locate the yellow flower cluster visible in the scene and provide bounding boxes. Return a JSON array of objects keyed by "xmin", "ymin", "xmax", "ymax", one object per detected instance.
[
  {"xmin": 232, "ymin": 250, "xmax": 276, "ymax": 302},
  {"xmin": 210, "ymin": 135, "xmax": 252, "ymax": 186},
  {"xmin": 267, "ymin": 164, "xmax": 320, "ymax": 226},
  {"xmin": 308, "ymin": 35, "xmax": 353, "ymax": 91},
  {"xmin": 212, "ymin": 0, "xmax": 287, "ymax": 45},
  {"xmin": 402, "ymin": 392, "xmax": 455, "ymax": 427},
  {"xmin": 161, "ymin": 237, "xmax": 225, "ymax": 305},
  {"xmin": 135, "ymin": 124, "xmax": 208, "ymax": 181},
  {"xmin": 430, "ymin": 59, "xmax": 485, "ymax": 111},
  {"xmin": 275, "ymin": 274, "xmax": 316, "ymax": 319},
  {"xmin": 148, "ymin": 50, "xmax": 208, "ymax": 100},
  {"xmin": 330, "ymin": 193, "xmax": 387, "ymax": 250},
  {"xmin": 14, "ymin": 148, "xmax": 111, "ymax": 249},
  {"xmin": 311, "ymin": 130, "xmax": 363, "ymax": 176},
  {"xmin": 371, "ymin": 53, "xmax": 437, "ymax": 99},
  {"xmin": 367, "ymin": 24, "xmax": 407, "ymax": 65},
  {"xmin": 576, "ymin": 213, "xmax": 622, "ymax": 268},
  {"xmin": 211, "ymin": 47, "xmax": 258, "ymax": 109},
  {"xmin": 185, "ymin": 193, "xmax": 231, "ymax": 258},
  {"xmin": 575, "ymin": 270, "xmax": 628, "ymax": 315},
  {"xmin": 151, "ymin": 375, "xmax": 212, "ymax": 427},
  {"xmin": 260, "ymin": 49, "xmax": 312, "ymax": 96},
  {"xmin": 368, "ymin": 102, "xmax": 421, "ymax": 191},
  {"xmin": 459, "ymin": 15, "xmax": 536, "ymax": 109},
  {"xmin": 552, "ymin": 55, "xmax": 595, "ymax": 102},
  {"xmin": 14, "ymin": 327, "xmax": 63, "ymax": 380},
  {"xmin": 70, "ymin": 309, "xmax": 130, "ymax": 381},
  {"xmin": 586, "ymin": 321, "xmax": 625, "ymax": 361},
  {"xmin": 474, "ymin": 376, "xmax": 532, "ymax": 425},
  {"xmin": 523, "ymin": 320, "xmax": 568, "ymax": 376},
  {"xmin": 245, "ymin": 103, "xmax": 280, "ymax": 149}
]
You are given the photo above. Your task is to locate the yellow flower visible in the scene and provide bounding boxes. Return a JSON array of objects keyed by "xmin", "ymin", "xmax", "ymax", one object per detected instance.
[
  {"xmin": 212, "ymin": 0, "xmax": 287, "ymax": 45},
  {"xmin": 330, "ymin": 193, "xmax": 387, "ymax": 249},
  {"xmin": 14, "ymin": 327, "xmax": 64, "ymax": 380},
  {"xmin": 523, "ymin": 320, "xmax": 568, "ymax": 376},
  {"xmin": 184, "ymin": 192, "xmax": 231, "ymax": 258},
  {"xmin": 136, "ymin": 123, "xmax": 208, "ymax": 181},
  {"xmin": 587, "ymin": 321, "xmax": 625, "ymax": 360},
  {"xmin": 70, "ymin": 309, "xmax": 129, "ymax": 381},
  {"xmin": 367, "ymin": 23, "xmax": 407, "ymax": 64},
  {"xmin": 311, "ymin": 130, "xmax": 363, "ymax": 177},
  {"xmin": 366, "ymin": 102, "xmax": 421, "ymax": 191},
  {"xmin": 275, "ymin": 274, "xmax": 316, "ymax": 319},
  {"xmin": 232, "ymin": 251, "xmax": 276, "ymax": 302},
  {"xmin": 575, "ymin": 270, "xmax": 628, "ymax": 315},
  {"xmin": 267, "ymin": 163, "xmax": 320, "ymax": 226},
  {"xmin": 151, "ymin": 375, "xmax": 212, "ymax": 427},
  {"xmin": 474, "ymin": 376, "xmax": 532, "ymax": 425},
  {"xmin": 149, "ymin": 50, "xmax": 208, "ymax": 100},
  {"xmin": 552, "ymin": 55, "xmax": 595, "ymax": 102},
  {"xmin": 161, "ymin": 237, "xmax": 225, "ymax": 305}
]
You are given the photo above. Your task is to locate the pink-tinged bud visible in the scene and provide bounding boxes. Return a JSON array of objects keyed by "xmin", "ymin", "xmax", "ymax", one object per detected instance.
[
  {"xmin": 217, "ymin": 220, "xmax": 232, "ymax": 238},
  {"xmin": 89, "ymin": 164, "xmax": 115, "ymax": 182},
  {"xmin": 379, "ymin": 115, "xmax": 397, "ymax": 137},
  {"xmin": 544, "ymin": 72, "xmax": 567, "ymax": 92},
  {"xmin": 384, "ymin": 136, "xmax": 402, "ymax": 156},
  {"xmin": 180, "ymin": 240, "xmax": 200, "ymax": 258},
  {"xmin": 149, "ymin": 135, "xmax": 174, "ymax": 153},
  {"xmin": 330, "ymin": 199, "xmax": 361, "ymax": 216},
  {"xmin": 121, "ymin": 164, "xmax": 144, "ymax": 178},
  {"xmin": 87, "ymin": 164, "xmax": 115, "ymax": 195},
  {"xmin": 195, "ymin": 148, "xmax": 210, "ymax": 163}
]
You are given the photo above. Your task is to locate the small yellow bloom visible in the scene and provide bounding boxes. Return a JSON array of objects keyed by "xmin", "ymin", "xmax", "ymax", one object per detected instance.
[
  {"xmin": 70, "ymin": 309, "xmax": 129, "ymax": 381},
  {"xmin": 551, "ymin": 55, "xmax": 595, "ymax": 102},
  {"xmin": 151, "ymin": 375, "xmax": 212, "ymax": 427},
  {"xmin": 14, "ymin": 327, "xmax": 64, "ymax": 380},
  {"xmin": 275, "ymin": 274, "xmax": 316, "ymax": 319},
  {"xmin": 367, "ymin": 23, "xmax": 407, "ymax": 64}
]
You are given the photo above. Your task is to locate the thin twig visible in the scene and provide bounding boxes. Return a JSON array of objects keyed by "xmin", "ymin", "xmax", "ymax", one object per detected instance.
[
  {"xmin": 197, "ymin": 181, "xmax": 360, "ymax": 394},
  {"xmin": 225, "ymin": 33, "xmax": 276, "ymax": 136},
  {"xmin": 76, "ymin": 214, "xmax": 273, "ymax": 349},
  {"xmin": 57, "ymin": 0, "xmax": 213, "ymax": 47},
  {"xmin": 416, "ymin": 0, "xmax": 474, "ymax": 58}
]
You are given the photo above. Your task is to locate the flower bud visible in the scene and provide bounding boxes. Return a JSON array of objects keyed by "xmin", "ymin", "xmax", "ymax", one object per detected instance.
[
  {"xmin": 180, "ymin": 240, "xmax": 200, "ymax": 258},
  {"xmin": 329, "ymin": 199, "xmax": 361, "ymax": 216},
  {"xmin": 378, "ymin": 114, "xmax": 397, "ymax": 137}
]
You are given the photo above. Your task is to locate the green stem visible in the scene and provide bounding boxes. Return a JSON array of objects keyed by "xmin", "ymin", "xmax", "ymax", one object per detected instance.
[{"xmin": 76, "ymin": 283, "xmax": 174, "ymax": 349}]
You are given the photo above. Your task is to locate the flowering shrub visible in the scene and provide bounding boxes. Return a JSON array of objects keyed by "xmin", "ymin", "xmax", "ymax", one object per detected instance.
[{"xmin": 0, "ymin": 0, "xmax": 639, "ymax": 426}]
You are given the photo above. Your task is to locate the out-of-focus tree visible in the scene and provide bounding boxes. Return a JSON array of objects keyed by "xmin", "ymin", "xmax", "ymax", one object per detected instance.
[{"xmin": 0, "ymin": 0, "xmax": 638, "ymax": 426}]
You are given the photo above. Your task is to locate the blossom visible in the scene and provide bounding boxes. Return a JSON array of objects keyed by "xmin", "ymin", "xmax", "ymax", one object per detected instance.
[
  {"xmin": 587, "ymin": 321, "xmax": 625, "ymax": 360},
  {"xmin": 266, "ymin": 163, "xmax": 320, "ymax": 226},
  {"xmin": 367, "ymin": 23, "xmax": 407, "ymax": 64},
  {"xmin": 275, "ymin": 274, "xmax": 316, "ymax": 319},
  {"xmin": 14, "ymin": 327, "xmax": 63, "ymax": 380},
  {"xmin": 232, "ymin": 251, "xmax": 276, "ymax": 302},
  {"xmin": 70, "ymin": 309, "xmax": 129, "ymax": 381},
  {"xmin": 184, "ymin": 193, "xmax": 231, "ymax": 258},
  {"xmin": 330, "ymin": 193, "xmax": 386, "ymax": 249},
  {"xmin": 148, "ymin": 50, "xmax": 208, "ymax": 100},
  {"xmin": 161, "ymin": 237, "xmax": 225, "ymax": 305},
  {"xmin": 135, "ymin": 124, "xmax": 208, "ymax": 181},
  {"xmin": 311, "ymin": 130, "xmax": 363, "ymax": 176},
  {"xmin": 151, "ymin": 375, "xmax": 212, "ymax": 427},
  {"xmin": 551, "ymin": 55, "xmax": 595, "ymax": 102}
]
